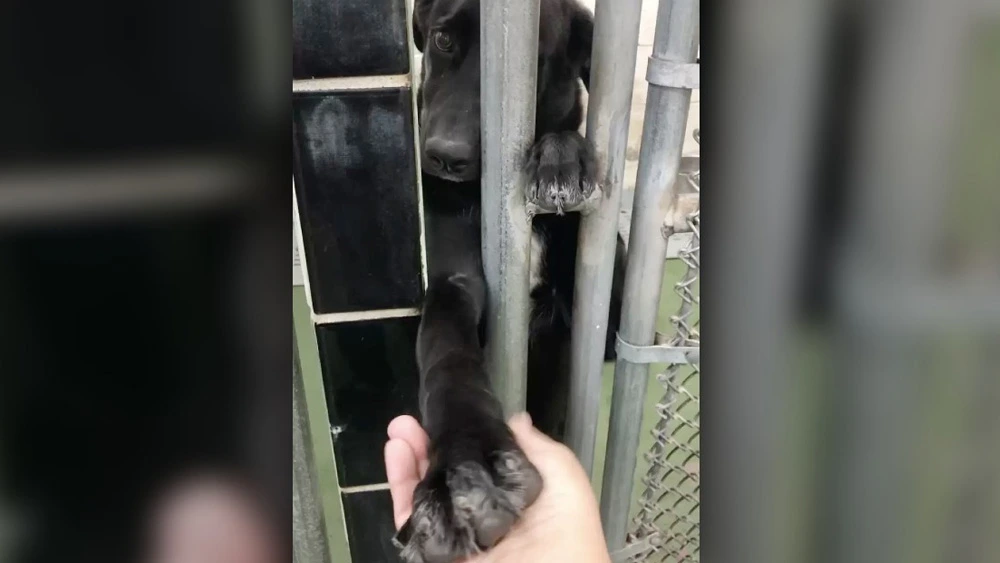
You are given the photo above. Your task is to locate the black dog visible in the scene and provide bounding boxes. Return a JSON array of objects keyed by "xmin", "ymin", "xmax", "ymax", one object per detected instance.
[{"xmin": 394, "ymin": 0, "xmax": 625, "ymax": 561}]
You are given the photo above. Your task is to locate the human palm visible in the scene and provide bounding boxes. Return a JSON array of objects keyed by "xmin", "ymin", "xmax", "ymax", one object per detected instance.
[{"xmin": 384, "ymin": 413, "xmax": 611, "ymax": 563}]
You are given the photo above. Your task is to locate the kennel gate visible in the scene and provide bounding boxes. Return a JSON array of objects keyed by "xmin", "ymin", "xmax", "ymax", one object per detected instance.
[{"xmin": 481, "ymin": 0, "xmax": 700, "ymax": 560}]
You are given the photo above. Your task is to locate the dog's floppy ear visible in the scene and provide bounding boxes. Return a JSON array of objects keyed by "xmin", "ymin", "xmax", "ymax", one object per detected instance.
[
  {"xmin": 568, "ymin": 5, "xmax": 594, "ymax": 89},
  {"xmin": 412, "ymin": 0, "xmax": 432, "ymax": 52}
]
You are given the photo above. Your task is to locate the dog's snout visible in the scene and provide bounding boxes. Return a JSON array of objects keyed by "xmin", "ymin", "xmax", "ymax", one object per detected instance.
[{"xmin": 425, "ymin": 137, "xmax": 476, "ymax": 175}]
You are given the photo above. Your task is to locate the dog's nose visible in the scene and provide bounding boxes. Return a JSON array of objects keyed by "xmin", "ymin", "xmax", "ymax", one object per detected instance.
[{"xmin": 424, "ymin": 138, "xmax": 476, "ymax": 175}]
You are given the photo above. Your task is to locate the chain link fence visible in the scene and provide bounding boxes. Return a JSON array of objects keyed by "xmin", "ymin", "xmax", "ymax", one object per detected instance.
[{"xmin": 629, "ymin": 129, "xmax": 700, "ymax": 562}]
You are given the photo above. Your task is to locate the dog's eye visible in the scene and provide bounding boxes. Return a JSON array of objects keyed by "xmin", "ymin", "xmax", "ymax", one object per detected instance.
[{"xmin": 433, "ymin": 31, "xmax": 454, "ymax": 52}]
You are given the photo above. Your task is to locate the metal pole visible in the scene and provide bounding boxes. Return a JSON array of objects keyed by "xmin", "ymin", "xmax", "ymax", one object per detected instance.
[
  {"xmin": 565, "ymin": 0, "xmax": 644, "ymax": 475},
  {"xmin": 600, "ymin": 0, "xmax": 699, "ymax": 550},
  {"xmin": 480, "ymin": 0, "xmax": 540, "ymax": 414},
  {"xmin": 709, "ymin": 0, "xmax": 827, "ymax": 557},
  {"xmin": 293, "ymin": 333, "xmax": 332, "ymax": 563}
]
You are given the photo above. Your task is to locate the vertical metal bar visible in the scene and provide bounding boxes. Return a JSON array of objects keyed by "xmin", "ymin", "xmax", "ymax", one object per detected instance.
[
  {"xmin": 711, "ymin": 0, "xmax": 828, "ymax": 558},
  {"xmin": 293, "ymin": 332, "xmax": 333, "ymax": 563},
  {"xmin": 824, "ymin": 2, "xmax": 963, "ymax": 563},
  {"xmin": 564, "ymin": 0, "xmax": 644, "ymax": 476},
  {"xmin": 600, "ymin": 0, "xmax": 699, "ymax": 550},
  {"xmin": 480, "ymin": 0, "xmax": 540, "ymax": 414}
]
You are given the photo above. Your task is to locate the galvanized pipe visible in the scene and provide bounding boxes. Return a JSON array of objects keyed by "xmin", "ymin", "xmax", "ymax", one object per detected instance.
[
  {"xmin": 480, "ymin": 0, "xmax": 540, "ymax": 414},
  {"xmin": 565, "ymin": 0, "xmax": 644, "ymax": 475},
  {"xmin": 292, "ymin": 333, "xmax": 332, "ymax": 563},
  {"xmin": 599, "ymin": 0, "xmax": 699, "ymax": 549}
]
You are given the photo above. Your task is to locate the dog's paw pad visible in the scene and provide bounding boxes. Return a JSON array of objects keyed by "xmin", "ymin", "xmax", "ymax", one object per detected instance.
[
  {"xmin": 394, "ymin": 449, "xmax": 542, "ymax": 563},
  {"xmin": 525, "ymin": 131, "xmax": 599, "ymax": 214}
]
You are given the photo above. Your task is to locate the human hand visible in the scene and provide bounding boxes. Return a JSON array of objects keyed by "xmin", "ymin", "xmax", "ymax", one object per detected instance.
[{"xmin": 385, "ymin": 413, "xmax": 611, "ymax": 563}]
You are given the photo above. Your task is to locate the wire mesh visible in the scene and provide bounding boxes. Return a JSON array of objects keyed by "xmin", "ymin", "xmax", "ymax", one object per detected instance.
[{"xmin": 629, "ymin": 129, "xmax": 700, "ymax": 562}]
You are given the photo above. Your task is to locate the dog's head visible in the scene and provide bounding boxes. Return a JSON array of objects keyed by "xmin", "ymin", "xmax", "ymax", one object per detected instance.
[{"xmin": 413, "ymin": 0, "xmax": 593, "ymax": 182}]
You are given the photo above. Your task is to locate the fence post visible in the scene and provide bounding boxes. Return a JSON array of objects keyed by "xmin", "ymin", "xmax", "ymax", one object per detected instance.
[
  {"xmin": 479, "ymin": 0, "xmax": 541, "ymax": 414},
  {"xmin": 600, "ymin": 0, "xmax": 699, "ymax": 550},
  {"xmin": 292, "ymin": 331, "xmax": 333, "ymax": 563},
  {"xmin": 564, "ymin": 0, "xmax": 644, "ymax": 476}
]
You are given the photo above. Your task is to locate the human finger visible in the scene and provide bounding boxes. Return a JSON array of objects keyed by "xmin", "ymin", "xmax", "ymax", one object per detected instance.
[
  {"xmin": 387, "ymin": 415, "xmax": 430, "ymax": 476},
  {"xmin": 384, "ymin": 438, "xmax": 420, "ymax": 529},
  {"xmin": 507, "ymin": 412, "xmax": 562, "ymax": 458}
]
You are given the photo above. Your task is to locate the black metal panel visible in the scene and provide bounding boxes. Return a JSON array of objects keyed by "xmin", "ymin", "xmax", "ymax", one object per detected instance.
[
  {"xmin": 293, "ymin": 88, "xmax": 423, "ymax": 314},
  {"xmin": 293, "ymin": 0, "xmax": 409, "ymax": 79},
  {"xmin": 315, "ymin": 317, "xmax": 421, "ymax": 487},
  {"xmin": 342, "ymin": 489, "xmax": 402, "ymax": 563}
]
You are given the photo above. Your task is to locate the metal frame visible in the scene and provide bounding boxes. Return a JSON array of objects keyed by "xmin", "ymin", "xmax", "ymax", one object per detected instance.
[
  {"xmin": 293, "ymin": 332, "xmax": 333, "ymax": 563},
  {"xmin": 599, "ymin": 0, "xmax": 700, "ymax": 551},
  {"xmin": 480, "ymin": 0, "xmax": 541, "ymax": 414},
  {"xmin": 564, "ymin": 0, "xmax": 645, "ymax": 475},
  {"xmin": 478, "ymin": 0, "xmax": 701, "ymax": 556}
]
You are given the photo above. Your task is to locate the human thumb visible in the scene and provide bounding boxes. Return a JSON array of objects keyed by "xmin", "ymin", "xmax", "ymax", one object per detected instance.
[{"xmin": 507, "ymin": 413, "xmax": 561, "ymax": 458}]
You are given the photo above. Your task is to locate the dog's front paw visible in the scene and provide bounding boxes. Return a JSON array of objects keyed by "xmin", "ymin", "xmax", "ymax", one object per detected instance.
[
  {"xmin": 393, "ymin": 428, "xmax": 542, "ymax": 563},
  {"xmin": 525, "ymin": 131, "xmax": 599, "ymax": 215}
]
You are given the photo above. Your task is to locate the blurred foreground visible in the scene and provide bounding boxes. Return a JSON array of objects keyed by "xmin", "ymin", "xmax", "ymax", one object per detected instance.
[{"xmin": 708, "ymin": 1, "xmax": 1000, "ymax": 562}]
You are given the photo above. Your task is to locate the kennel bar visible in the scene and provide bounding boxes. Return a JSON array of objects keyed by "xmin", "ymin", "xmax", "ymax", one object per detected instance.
[
  {"xmin": 479, "ymin": 0, "xmax": 542, "ymax": 414},
  {"xmin": 599, "ymin": 0, "xmax": 700, "ymax": 551},
  {"xmin": 293, "ymin": 331, "xmax": 333, "ymax": 563},
  {"xmin": 563, "ymin": 0, "xmax": 645, "ymax": 476}
]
